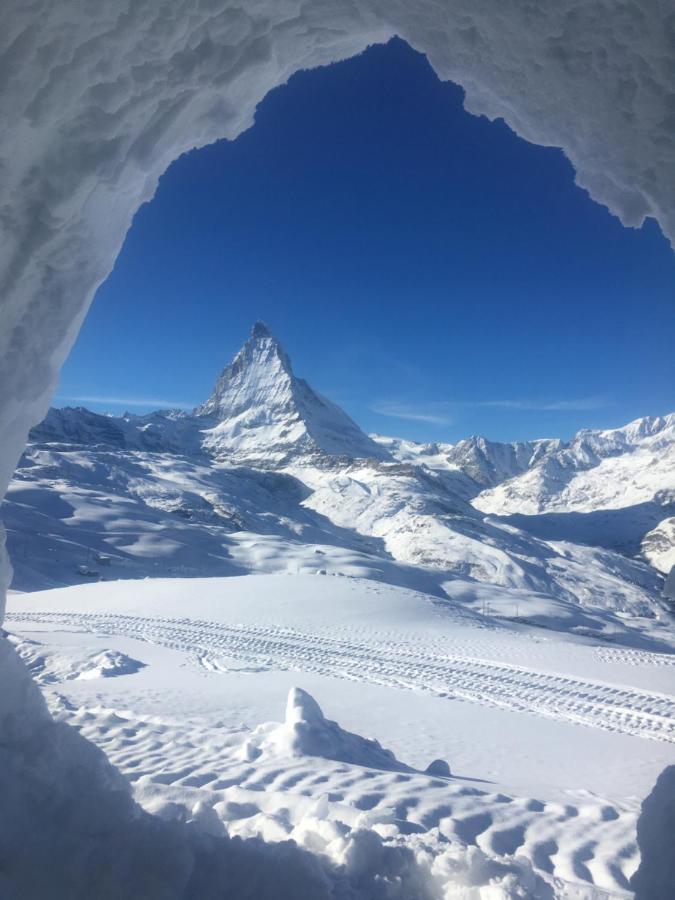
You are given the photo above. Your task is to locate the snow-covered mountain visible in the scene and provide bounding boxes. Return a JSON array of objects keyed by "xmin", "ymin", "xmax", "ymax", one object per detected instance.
[
  {"xmin": 473, "ymin": 415, "xmax": 675, "ymax": 515},
  {"xmin": 374, "ymin": 414, "xmax": 675, "ymax": 575},
  {"xmin": 444, "ymin": 435, "xmax": 562, "ymax": 488},
  {"xmin": 468, "ymin": 415, "xmax": 675, "ymax": 573},
  {"xmin": 197, "ymin": 321, "xmax": 389, "ymax": 464},
  {"xmin": 369, "ymin": 433, "xmax": 560, "ymax": 488},
  {"xmin": 31, "ymin": 406, "xmax": 204, "ymax": 455},
  {"xmin": 5, "ymin": 323, "xmax": 674, "ymax": 650},
  {"xmin": 642, "ymin": 517, "xmax": 675, "ymax": 576},
  {"xmin": 33, "ymin": 322, "xmax": 388, "ymax": 465}
]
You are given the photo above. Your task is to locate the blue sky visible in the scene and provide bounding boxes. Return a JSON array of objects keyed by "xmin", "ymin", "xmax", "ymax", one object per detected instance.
[{"xmin": 57, "ymin": 38, "xmax": 675, "ymax": 443}]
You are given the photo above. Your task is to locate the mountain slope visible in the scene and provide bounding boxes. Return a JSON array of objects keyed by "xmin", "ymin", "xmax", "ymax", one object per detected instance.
[
  {"xmin": 31, "ymin": 406, "xmax": 205, "ymax": 455},
  {"xmin": 642, "ymin": 518, "xmax": 675, "ymax": 575},
  {"xmin": 33, "ymin": 323, "xmax": 389, "ymax": 465},
  {"xmin": 445, "ymin": 435, "xmax": 562, "ymax": 488}
]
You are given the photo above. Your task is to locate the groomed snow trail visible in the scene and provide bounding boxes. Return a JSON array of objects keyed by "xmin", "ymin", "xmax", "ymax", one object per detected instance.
[{"xmin": 8, "ymin": 610, "xmax": 675, "ymax": 744}]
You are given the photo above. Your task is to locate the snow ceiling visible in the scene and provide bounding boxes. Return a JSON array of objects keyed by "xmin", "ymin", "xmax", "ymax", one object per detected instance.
[{"xmin": 1, "ymin": 1, "xmax": 674, "ymax": 616}]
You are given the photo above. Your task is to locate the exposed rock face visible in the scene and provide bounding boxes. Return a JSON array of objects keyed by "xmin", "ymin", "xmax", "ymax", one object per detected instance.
[
  {"xmin": 27, "ymin": 323, "xmax": 390, "ymax": 466},
  {"xmin": 642, "ymin": 518, "xmax": 675, "ymax": 576}
]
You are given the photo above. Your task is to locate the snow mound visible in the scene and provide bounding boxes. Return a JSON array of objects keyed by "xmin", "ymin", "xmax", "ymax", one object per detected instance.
[
  {"xmin": 425, "ymin": 759, "xmax": 451, "ymax": 777},
  {"xmin": 261, "ymin": 687, "xmax": 412, "ymax": 772},
  {"xmin": 11, "ymin": 635, "xmax": 146, "ymax": 684}
]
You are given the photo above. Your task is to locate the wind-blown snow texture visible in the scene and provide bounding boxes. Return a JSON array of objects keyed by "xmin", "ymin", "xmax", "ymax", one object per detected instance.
[
  {"xmin": 0, "ymin": 628, "xmax": 450, "ymax": 900},
  {"xmin": 8, "ymin": 574, "xmax": 675, "ymax": 898}
]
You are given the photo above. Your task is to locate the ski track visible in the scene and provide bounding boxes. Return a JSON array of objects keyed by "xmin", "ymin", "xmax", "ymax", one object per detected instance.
[{"xmin": 8, "ymin": 610, "xmax": 675, "ymax": 744}]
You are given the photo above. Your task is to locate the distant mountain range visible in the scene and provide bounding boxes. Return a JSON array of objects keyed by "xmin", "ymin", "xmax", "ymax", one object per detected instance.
[
  {"xmin": 374, "ymin": 416, "xmax": 675, "ymax": 575},
  {"xmin": 6, "ymin": 322, "xmax": 674, "ymax": 649}
]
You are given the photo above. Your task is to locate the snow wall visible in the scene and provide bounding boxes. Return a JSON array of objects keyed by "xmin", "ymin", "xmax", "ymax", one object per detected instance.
[{"xmin": 631, "ymin": 765, "xmax": 675, "ymax": 899}]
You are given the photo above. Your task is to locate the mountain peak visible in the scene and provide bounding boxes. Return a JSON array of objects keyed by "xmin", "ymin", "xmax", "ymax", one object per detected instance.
[
  {"xmin": 251, "ymin": 320, "xmax": 272, "ymax": 340},
  {"xmin": 196, "ymin": 323, "xmax": 389, "ymax": 465}
]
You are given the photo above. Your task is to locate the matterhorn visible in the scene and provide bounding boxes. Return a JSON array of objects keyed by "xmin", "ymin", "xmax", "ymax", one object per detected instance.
[{"xmin": 196, "ymin": 321, "xmax": 389, "ymax": 465}]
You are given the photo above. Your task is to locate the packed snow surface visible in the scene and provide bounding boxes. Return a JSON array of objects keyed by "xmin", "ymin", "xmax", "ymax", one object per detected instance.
[{"xmin": 7, "ymin": 574, "xmax": 675, "ymax": 897}]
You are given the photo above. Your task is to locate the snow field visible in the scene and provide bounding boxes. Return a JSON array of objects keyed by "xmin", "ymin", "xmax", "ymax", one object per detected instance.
[{"xmin": 7, "ymin": 575, "xmax": 675, "ymax": 897}]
